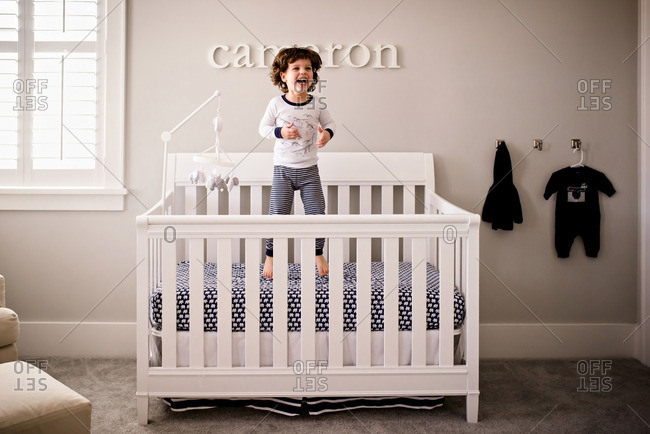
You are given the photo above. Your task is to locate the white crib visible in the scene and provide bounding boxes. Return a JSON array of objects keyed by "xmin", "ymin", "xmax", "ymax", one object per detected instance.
[{"xmin": 136, "ymin": 152, "xmax": 480, "ymax": 424}]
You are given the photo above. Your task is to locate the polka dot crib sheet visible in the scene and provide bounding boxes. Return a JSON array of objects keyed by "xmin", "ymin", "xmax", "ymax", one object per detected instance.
[{"xmin": 150, "ymin": 261, "xmax": 465, "ymax": 332}]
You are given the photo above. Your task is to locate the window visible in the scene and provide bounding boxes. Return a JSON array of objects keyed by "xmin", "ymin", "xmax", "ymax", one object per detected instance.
[{"xmin": 0, "ymin": 0, "xmax": 125, "ymax": 210}]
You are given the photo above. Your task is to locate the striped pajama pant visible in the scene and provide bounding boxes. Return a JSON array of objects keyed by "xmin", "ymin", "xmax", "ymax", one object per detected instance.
[{"xmin": 266, "ymin": 165, "xmax": 325, "ymax": 257}]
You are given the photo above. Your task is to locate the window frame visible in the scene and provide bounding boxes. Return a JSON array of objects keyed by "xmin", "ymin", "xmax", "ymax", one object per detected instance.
[{"xmin": 0, "ymin": 0, "xmax": 126, "ymax": 211}]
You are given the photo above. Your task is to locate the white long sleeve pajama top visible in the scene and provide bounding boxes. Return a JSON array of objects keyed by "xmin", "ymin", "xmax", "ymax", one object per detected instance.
[{"xmin": 259, "ymin": 95, "xmax": 335, "ymax": 168}]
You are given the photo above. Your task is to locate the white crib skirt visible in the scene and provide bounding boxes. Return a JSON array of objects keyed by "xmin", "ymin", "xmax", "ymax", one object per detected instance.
[{"xmin": 150, "ymin": 329, "xmax": 462, "ymax": 368}]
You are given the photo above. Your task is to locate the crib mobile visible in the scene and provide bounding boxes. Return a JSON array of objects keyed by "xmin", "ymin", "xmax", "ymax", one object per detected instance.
[{"xmin": 160, "ymin": 90, "xmax": 239, "ymax": 213}]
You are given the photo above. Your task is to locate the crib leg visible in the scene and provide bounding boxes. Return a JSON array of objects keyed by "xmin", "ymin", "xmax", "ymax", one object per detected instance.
[
  {"xmin": 137, "ymin": 394, "xmax": 149, "ymax": 425},
  {"xmin": 466, "ymin": 392, "xmax": 479, "ymax": 423}
]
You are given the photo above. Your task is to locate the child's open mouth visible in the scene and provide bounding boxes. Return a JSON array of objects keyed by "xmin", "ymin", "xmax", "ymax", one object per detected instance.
[{"xmin": 297, "ymin": 79, "xmax": 308, "ymax": 85}]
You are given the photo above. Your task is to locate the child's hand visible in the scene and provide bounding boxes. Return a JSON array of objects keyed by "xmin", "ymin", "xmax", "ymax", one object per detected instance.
[
  {"xmin": 316, "ymin": 126, "xmax": 331, "ymax": 148},
  {"xmin": 281, "ymin": 122, "xmax": 300, "ymax": 140}
]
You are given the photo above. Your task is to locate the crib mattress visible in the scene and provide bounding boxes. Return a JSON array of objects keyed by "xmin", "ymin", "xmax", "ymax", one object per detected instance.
[{"xmin": 150, "ymin": 261, "xmax": 465, "ymax": 332}]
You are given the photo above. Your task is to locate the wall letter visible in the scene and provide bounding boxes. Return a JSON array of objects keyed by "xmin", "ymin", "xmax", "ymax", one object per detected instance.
[
  {"xmin": 344, "ymin": 44, "xmax": 371, "ymax": 68},
  {"xmin": 209, "ymin": 45, "xmax": 230, "ymax": 69},
  {"xmin": 233, "ymin": 44, "xmax": 254, "ymax": 68},
  {"xmin": 322, "ymin": 43, "xmax": 342, "ymax": 68},
  {"xmin": 373, "ymin": 44, "xmax": 400, "ymax": 69},
  {"xmin": 257, "ymin": 45, "xmax": 277, "ymax": 68}
]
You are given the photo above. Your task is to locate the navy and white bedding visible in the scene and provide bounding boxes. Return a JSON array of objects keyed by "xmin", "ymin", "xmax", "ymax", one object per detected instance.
[
  {"xmin": 163, "ymin": 395, "xmax": 445, "ymax": 416},
  {"xmin": 150, "ymin": 261, "xmax": 465, "ymax": 332}
]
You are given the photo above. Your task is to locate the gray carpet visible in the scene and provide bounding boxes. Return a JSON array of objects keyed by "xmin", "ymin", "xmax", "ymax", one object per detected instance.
[{"xmin": 20, "ymin": 358, "xmax": 650, "ymax": 433}]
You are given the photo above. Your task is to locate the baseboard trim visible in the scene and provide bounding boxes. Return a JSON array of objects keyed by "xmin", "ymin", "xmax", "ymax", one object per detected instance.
[
  {"xmin": 17, "ymin": 322, "xmax": 638, "ymax": 359},
  {"xmin": 480, "ymin": 323, "xmax": 637, "ymax": 359}
]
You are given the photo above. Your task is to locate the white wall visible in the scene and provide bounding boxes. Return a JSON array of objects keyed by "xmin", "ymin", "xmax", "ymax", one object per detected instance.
[{"xmin": 2, "ymin": 0, "xmax": 640, "ymax": 358}]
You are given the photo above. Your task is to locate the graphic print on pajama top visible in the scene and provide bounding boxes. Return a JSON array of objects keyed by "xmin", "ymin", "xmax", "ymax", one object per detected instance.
[{"xmin": 543, "ymin": 166, "xmax": 615, "ymax": 258}]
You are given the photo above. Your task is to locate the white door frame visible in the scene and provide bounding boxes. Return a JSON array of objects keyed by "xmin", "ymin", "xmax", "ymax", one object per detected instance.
[{"xmin": 638, "ymin": 0, "xmax": 650, "ymax": 366}]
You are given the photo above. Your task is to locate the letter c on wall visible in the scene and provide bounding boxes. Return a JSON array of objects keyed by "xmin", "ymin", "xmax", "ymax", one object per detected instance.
[{"xmin": 209, "ymin": 45, "xmax": 230, "ymax": 68}]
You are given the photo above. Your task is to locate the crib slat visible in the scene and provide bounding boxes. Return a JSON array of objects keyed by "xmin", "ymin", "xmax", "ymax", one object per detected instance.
[
  {"xmin": 157, "ymin": 239, "xmax": 162, "ymax": 291},
  {"xmin": 189, "ymin": 239, "xmax": 205, "ymax": 368},
  {"xmin": 273, "ymin": 238, "xmax": 289, "ymax": 367},
  {"xmin": 337, "ymin": 185, "xmax": 350, "ymax": 215},
  {"xmin": 205, "ymin": 190, "xmax": 222, "ymax": 215},
  {"xmin": 250, "ymin": 186, "xmax": 263, "ymax": 215},
  {"xmin": 337, "ymin": 186, "xmax": 350, "ymax": 261},
  {"xmin": 229, "ymin": 183, "xmax": 241, "ymax": 215},
  {"xmin": 403, "ymin": 185, "xmax": 416, "ymax": 214},
  {"xmin": 439, "ymin": 239, "xmax": 454, "ymax": 367},
  {"xmin": 403, "ymin": 185, "xmax": 416, "ymax": 261},
  {"xmin": 153, "ymin": 240, "xmax": 159, "ymax": 292},
  {"xmin": 328, "ymin": 238, "xmax": 344, "ymax": 367},
  {"xmin": 356, "ymin": 238, "xmax": 372, "ymax": 367},
  {"xmin": 322, "ymin": 186, "xmax": 329, "ymax": 261},
  {"xmin": 430, "ymin": 236, "xmax": 438, "ymax": 271},
  {"xmin": 382, "ymin": 185, "xmax": 393, "ymax": 215},
  {"xmin": 206, "ymin": 191, "xmax": 220, "ymax": 262},
  {"xmin": 182, "ymin": 188, "xmax": 198, "ymax": 260},
  {"xmin": 357, "ymin": 184, "xmax": 371, "ymax": 263},
  {"xmin": 217, "ymin": 239, "xmax": 232, "ymax": 368},
  {"xmin": 250, "ymin": 187, "xmax": 264, "ymax": 259},
  {"xmin": 381, "ymin": 186, "xmax": 393, "ymax": 262},
  {"xmin": 162, "ymin": 241, "xmax": 177, "ymax": 368},
  {"xmin": 461, "ymin": 237, "xmax": 468, "ymax": 296},
  {"xmin": 229, "ymin": 188, "xmax": 241, "ymax": 262},
  {"xmin": 455, "ymin": 238, "xmax": 463, "ymax": 291},
  {"xmin": 184, "ymin": 186, "xmax": 198, "ymax": 215},
  {"xmin": 411, "ymin": 238, "xmax": 427, "ymax": 367},
  {"xmin": 384, "ymin": 238, "xmax": 399, "ymax": 367},
  {"xmin": 360, "ymin": 185, "xmax": 371, "ymax": 214},
  {"xmin": 245, "ymin": 238, "xmax": 261, "ymax": 367},
  {"xmin": 149, "ymin": 241, "xmax": 154, "ymax": 293},
  {"xmin": 301, "ymin": 238, "xmax": 316, "ymax": 363}
]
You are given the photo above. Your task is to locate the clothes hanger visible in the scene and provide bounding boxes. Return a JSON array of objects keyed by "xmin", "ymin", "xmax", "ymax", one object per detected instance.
[
  {"xmin": 570, "ymin": 139, "xmax": 584, "ymax": 168},
  {"xmin": 570, "ymin": 148, "xmax": 584, "ymax": 168}
]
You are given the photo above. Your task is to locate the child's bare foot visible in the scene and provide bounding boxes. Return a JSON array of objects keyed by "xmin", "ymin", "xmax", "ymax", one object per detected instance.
[
  {"xmin": 316, "ymin": 255, "xmax": 329, "ymax": 276},
  {"xmin": 263, "ymin": 255, "xmax": 273, "ymax": 279}
]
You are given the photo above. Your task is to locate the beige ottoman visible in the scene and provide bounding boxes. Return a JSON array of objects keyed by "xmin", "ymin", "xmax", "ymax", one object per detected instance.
[{"xmin": 0, "ymin": 361, "xmax": 92, "ymax": 433}]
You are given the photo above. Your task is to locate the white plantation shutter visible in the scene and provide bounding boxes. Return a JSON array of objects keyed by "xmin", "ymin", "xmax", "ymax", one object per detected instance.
[
  {"xmin": 34, "ymin": 0, "xmax": 97, "ymax": 42},
  {"xmin": 0, "ymin": 0, "xmax": 125, "ymax": 210},
  {"xmin": 0, "ymin": 0, "xmax": 18, "ymax": 170},
  {"xmin": 0, "ymin": 52, "xmax": 18, "ymax": 170},
  {"xmin": 33, "ymin": 0, "xmax": 97, "ymax": 174},
  {"xmin": 32, "ymin": 52, "xmax": 97, "ymax": 172}
]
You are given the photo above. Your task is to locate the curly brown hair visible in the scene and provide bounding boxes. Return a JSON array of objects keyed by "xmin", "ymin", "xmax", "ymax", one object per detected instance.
[{"xmin": 270, "ymin": 46, "xmax": 322, "ymax": 93}]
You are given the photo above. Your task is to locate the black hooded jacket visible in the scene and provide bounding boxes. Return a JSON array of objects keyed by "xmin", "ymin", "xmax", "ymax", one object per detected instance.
[{"xmin": 481, "ymin": 142, "xmax": 523, "ymax": 230}]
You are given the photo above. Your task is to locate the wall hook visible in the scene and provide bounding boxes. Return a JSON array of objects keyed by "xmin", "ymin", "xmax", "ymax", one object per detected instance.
[
  {"xmin": 533, "ymin": 139, "xmax": 543, "ymax": 150},
  {"xmin": 495, "ymin": 139, "xmax": 505, "ymax": 148},
  {"xmin": 571, "ymin": 139, "xmax": 581, "ymax": 150}
]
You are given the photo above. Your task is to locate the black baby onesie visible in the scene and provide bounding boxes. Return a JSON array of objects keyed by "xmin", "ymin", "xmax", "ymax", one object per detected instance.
[{"xmin": 543, "ymin": 166, "xmax": 615, "ymax": 258}]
